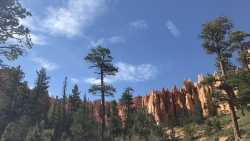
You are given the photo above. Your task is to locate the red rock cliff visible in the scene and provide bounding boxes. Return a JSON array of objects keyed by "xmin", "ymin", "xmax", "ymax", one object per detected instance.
[{"xmin": 88, "ymin": 74, "xmax": 218, "ymax": 124}]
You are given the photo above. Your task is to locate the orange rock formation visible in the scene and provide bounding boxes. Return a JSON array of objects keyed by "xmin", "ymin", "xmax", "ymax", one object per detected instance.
[{"xmin": 87, "ymin": 74, "xmax": 220, "ymax": 124}]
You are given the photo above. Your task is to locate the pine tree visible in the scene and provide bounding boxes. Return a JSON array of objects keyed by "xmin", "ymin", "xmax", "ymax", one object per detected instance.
[
  {"xmin": 0, "ymin": 66, "xmax": 25, "ymax": 137},
  {"xmin": 178, "ymin": 105, "xmax": 190, "ymax": 127},
  {"xmin": 119, "ymin": 87, "xmax": 134, "ymax": 140},
  {"xmin": 132, "ymin": 106, "xmax": 151, "ymax": 140},
  {"xmin": 1, "ymin": 115, "xmax": 33, "ymax": 141},
  {"xmin": 166, "ymin": 113, "xmax": 176, "ymax": 132},
  {"xmin": 107, "ymin": 100, "xmax": 122, "ymax": 141},
  {"xmin": 61, "ymin": 77, "xmax": 68, "ymax": 136},
  {"xmin": 198, "ymin": 15, "xmax": 241, "ymax": 140},
  {"xmin": 192, "ymin": 96, "xmax": 204, "ymax": 125},
  {"xmin": 47, "ymin": 101, "xmax": 56, "ymax": 130},
  {"xmin": 25, "ymin": 125, "xmax": 54, "ymax": 141},
  {"xmin": 229, "ymin": 30, "xmax": 250, "ymax": 116},
  {"xmin": 70, "ymin": 102, "xmax": 101, "ymax": 140},
  {"xmin": 69, "ymin": 84, "xmax": 81, "ymax": 114},
  {"xmin": 53, "ymin": 98, "xmax": 62, "ymax": 141},
  {"xmin": 84, "ymin": 45, "xmax": 118, "ymax": 141},
  {"xmin": 30, "ymin": 67, "xmax": 50, "ymax": 125}
]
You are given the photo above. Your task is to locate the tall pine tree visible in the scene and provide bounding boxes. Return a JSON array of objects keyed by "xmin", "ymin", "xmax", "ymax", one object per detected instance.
[
  {"xmin": 30, "ymin": 67, "xmax": 50, "ymax": 125},
  {"xmin": 84, "ymin": 45, "xmax": 118, "ymax": 141}
]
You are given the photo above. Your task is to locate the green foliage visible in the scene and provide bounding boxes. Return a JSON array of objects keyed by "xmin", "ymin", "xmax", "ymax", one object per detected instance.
[
  {"xmin": 204, "ymin": 119, "xmax": 213, "ymax": 136},
  {"xmin": 84, "ymin": 45, "xmax": 118, "ymax": 98},
  {"xmin": 70, "ymin": 102, "xmax": 101, "ymax": 141},
  {"xmin": 229, "ymin": 30, "xmax": 250, "ymax": 70},
  {"xmin": 198, "ymin": 15, "xmax": 247, "ymax": 140},
  {"xmin": 85, "ymin": 45, "xmax": 118, "ymax": 141},
  {"xmin": 166, "ymin": 113, "xmax": 176, "ymax": 132},
  {"xmin": 132, "ymin": 107, "xmax": 151, "ymax": 140},
  {"xmin": 0, "ymin": 0, "xmax": 33, "ymax": 61},
  {"xmin": 182, "ymin": 125, "xmax": 195, "ymax": 141},
  {"xmin": 178, "ymin": 106, "xmax": 191, "ymax": 127},
  {"xmin": 1, "ymin": 115, "xmax": 32, "ymax": 141},
  {"xmin": 25, "ymin": 125, "xmax": 54, "ymax": 141},
  {"xmin": 107, "ymin": 100, "xmax": 122, "ymax": 140},
  {"xmin": 119, "ymin": 87, "xmax": 134, "ymax": 140},
  {"xmin": 30, "ymin": 67, "xmax": 50, "ymax": 125},
  {"xmin": 61, "ymin": 77, "xmax": 68, "ymax": 135},
  {"xmin": 0, "ymin": 66, "xmax": 28, "ymax": 137},
  {"xmin": 69, "ymin": 84, "xmax": 81, "ymax": 114},
  {"xmin": 191, "ymin": 97, "xmax": 204, "ymax": 125},
  {"xmin": 198, "ymin": 14, "xmax": 234, "ymax": 74}
]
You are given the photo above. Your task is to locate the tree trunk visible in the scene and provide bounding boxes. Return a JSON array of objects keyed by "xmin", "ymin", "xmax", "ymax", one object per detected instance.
[
  {"xmin": 101, "ymin": 68, "xmax": 105, "ymax": 141},
  {"xmin": 228, "ymin": 100, "xmax": 241, "ymax": 141},
  {"xmin": 241, "ymin": 104, "xmax": 245, "ymax": 116},
  {"xmin": 219, "ymin": 61, "xmax": 226, "ymax": 76}
]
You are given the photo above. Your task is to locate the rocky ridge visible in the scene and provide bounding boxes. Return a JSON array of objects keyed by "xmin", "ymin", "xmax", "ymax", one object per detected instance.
[{"xmin": 87, "ymin": 73, "xmax": 230, "ymax": 124}]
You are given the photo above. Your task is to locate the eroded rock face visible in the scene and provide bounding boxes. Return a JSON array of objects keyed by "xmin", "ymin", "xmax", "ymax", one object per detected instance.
[{"xmin": 111, "ymin": 75, "xmax": 215, "ymax": 124}]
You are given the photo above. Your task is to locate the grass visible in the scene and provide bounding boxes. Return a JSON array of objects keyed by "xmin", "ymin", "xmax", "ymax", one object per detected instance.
[{"xmin": 171, "ymin": 109, "xmax": 250, "ymax": 141}]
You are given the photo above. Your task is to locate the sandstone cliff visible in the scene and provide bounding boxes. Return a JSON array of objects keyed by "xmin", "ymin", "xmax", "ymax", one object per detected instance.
[{"xmin": 86, "ymin": 74, "xmax": 232, "ymax": 124}]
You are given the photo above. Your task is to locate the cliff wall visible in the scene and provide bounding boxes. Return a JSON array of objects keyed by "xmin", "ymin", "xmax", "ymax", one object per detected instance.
[{"xmin": 88, "ymin": 74, "xmax": 230, "ymax": 124}]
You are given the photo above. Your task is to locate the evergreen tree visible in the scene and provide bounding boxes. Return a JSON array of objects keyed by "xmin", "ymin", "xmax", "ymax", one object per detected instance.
[
  {"xmin": 47, "ymin": 101, "xmax": 56, "ymax": 130},
  {"xmin": 30, "ymin": 67, "xmax": 50, "ymax": 125},
  {"xmin": 191, "ymin": 96, "xmax": 204, "ymax": 125},
  {"xmin": 132, "ymin": 106, "xmax": 151, "ymax": 141},
  {"xmin": 166, "ymin": 113, "xmax": 176, "ymax": 132},
  {"xmin": 198, "ymin": 15, "xmax": 241, "ymax": 140},
  {"xmin": 61, "ymin": 77, "xmax": 68, "ymax": 136},
  {"xmin": 119, "ymin": 87, "xmax": 134, "ymax": 140},
  {"xmin": 0, "ymin": 66, "xmax": 25, "ymax": 136},
  {"xmin": 84, "ymin": 45, "xmax": 118, "ymax": 141},
  {"xmin": 70, "ymin": 102, "xmax": 101, "ymax": 141},
  {"xmin": 178, "ymin": 106, "xmax": 190, "ymax": 127},
  {"xmin": 228, "ymin": 31, "xmax": 250, "ymax": 116},
  {"xmin": 107, "ymin": 100, "xmax": 122, "ymax": 141},
  {"xmin": 69, "ymin": 84, "xmax": 81, "ymax": 114},
  {"xmin": 25, "ymin": 125, "xmax": 54, "ymax": 141},
  {"xmin": 53, "ymin": 99, "xmax": 63, "ymax": 141},
  {"xmin": 0, "ymin": 66, "xmax": 25, "ymax": 120},
  {"xmin": 1, "ymin": 115, "xmax": 32, "ymax": 141}
]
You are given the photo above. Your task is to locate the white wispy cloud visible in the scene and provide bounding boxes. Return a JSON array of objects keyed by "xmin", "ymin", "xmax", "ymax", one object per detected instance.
[
  {"xmin": 42, "ymin": 0, "xmax": 106, "ymax": 37},
  {"xmin": 20, "ymin": 16, "xmax": 43, "ymax": 32},
  {"xmin": 109, "ymin": 36, "xmax": 125, "ymax": 43},
  {"xmin": 114, "ymin": 62, "xmax": 158, "ymax": 82},
  {"xmin": 89, "ymin": 36, "xmax": 125, "ymax": 47},
  {"xmin": 83, "ymin": 62, "xmax": 158, "ymax": 84},
  {"xmin": 165, "ymin": 20, "xmax": 180, "ymax": 37},
  {"xmin": 70, "ymin": 77, "xmax": 80, "ymax": 84},
  {"xmin": 90, "ymin": 38, "xmax": 106, "ymax": 47},
  {"xmin": 84, "ymin": 77, "xmax": 113, "ymax": 85},
  {"xmin": 20, "ymin": 16, "xmax": 48, "ymax": 45},
  {"xmin": 30, "ymin": 34, "xmax": 48, "ymax": 45},
  {"xmin": 130, "ymin": 19, "xmax": 148, "ymax": 29},
  {"xmin": 31, "ymin": 57, "xmax": 59, "ymax": 71}
]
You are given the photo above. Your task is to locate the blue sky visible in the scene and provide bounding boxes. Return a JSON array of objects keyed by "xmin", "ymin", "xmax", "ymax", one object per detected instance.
[{"xmin": 4, "ymin": 0, "xmax": 250, "ymax": 101}]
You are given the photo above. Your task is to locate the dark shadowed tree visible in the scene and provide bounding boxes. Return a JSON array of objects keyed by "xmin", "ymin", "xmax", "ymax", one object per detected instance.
[
  {"xmin": 107, "ymin": 100, "xmax": 122, "ymax": 141},
  {"xmin": 30, "ymin": 67, "xmax": 50, "ymax": 125},
  {"xmin": 192, "ymin": 96, "xmax": 204, "ymax": 124},
  {"xmin": 84, "ymin": 45, "xmax": 118, "ymax": 141},
  {"xmin": 119, "ymin": 87, "xmax": 134, "ymax": 140},
  {"xmin": 70, "ymin": 101, "xmax": 100, "ymax": 141},
  {"xmin": 61, "ymin": 77, "xmax": 68, "ymax": 137}
]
